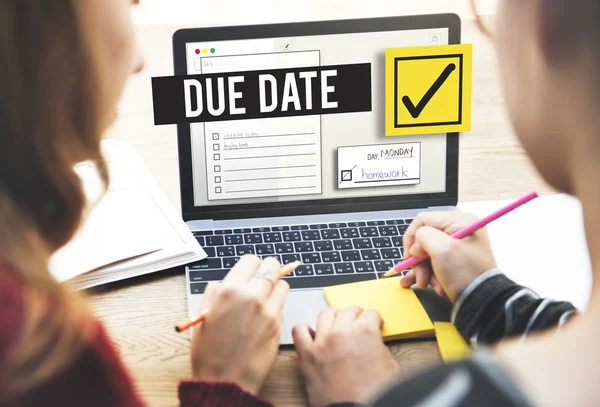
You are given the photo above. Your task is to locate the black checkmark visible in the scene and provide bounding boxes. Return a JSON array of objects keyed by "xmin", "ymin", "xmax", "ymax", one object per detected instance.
[{"xmin": 402, "ymin": 63, "xmax": 456, "ymax": 119}]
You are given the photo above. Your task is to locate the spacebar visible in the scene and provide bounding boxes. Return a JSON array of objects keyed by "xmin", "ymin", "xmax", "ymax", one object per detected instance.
[{"xmin": 283, "ymin": 273, "xmax": 376, "ymax": 289}]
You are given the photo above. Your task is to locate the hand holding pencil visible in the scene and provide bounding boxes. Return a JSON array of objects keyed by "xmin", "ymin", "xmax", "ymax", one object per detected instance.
[
  {"xmin": 185, "ymin": 255, "xmax": 298, "ymax": 396},
  {"xmin": 393, "ymin": 192, "xmax": 537, "ymax": 302}
]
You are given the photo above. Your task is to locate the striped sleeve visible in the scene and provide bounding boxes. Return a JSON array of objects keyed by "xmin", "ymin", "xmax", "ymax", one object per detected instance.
[{"xmin": 451, "ymin": 269, "xmax": 578, "ymax": 346}]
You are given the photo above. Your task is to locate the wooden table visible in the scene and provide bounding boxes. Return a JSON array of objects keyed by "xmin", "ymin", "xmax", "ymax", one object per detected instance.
[{"xmin": 91, "ymin": 9, "xmax": 554, "ymax": 406}]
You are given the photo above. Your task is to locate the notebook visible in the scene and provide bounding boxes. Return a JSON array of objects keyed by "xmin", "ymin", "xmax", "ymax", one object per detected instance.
[
  {"xmin": 49, "ymin": 139, "xmax": 207, "ymax": 290},
  {"xmin": 323, "ymin": 276, "xmax": 434, "ymax": 341}
]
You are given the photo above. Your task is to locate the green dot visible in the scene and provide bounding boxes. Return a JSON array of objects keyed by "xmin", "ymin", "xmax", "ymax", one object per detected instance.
[{"xmin": 210, "ymin": 48, "xmax": 216, "ymax": 53}]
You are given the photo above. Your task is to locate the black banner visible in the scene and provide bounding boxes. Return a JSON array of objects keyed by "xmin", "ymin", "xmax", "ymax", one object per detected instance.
[{"xmin": 151, "ymin": 63, "xmax": 372, "ymax": 125}]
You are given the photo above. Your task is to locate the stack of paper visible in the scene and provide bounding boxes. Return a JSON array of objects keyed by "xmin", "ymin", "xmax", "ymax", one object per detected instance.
[{"xmin": 49, "ymin": 139, "xmax": 206, "ymax": 290}]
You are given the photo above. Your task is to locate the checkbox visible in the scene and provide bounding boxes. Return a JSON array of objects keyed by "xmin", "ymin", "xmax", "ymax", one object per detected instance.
[
  {"xmin": 215, "ymin": 176, "xmax": 221, "ymax": 183},
  {"xmin": 213, "ymin": 153, "xmax": 220, "ymax": 160},
  {"xmin": 213, "ymin": 144, "xmax": 220, "ymax": 151},
  {"xmin": 212, "ymin": 133, "xmax": 219, "ymax": 140},
  {"xmin": 340, "ymin": 169, "xmax": 353, "ymax": 182},
  {"xmin": 214, "ymin": 165, "xmax": 221, "ymax": 172},
  {"xmin": 215, "ymin": 187, "xmax": 222, "ymax": 193}
]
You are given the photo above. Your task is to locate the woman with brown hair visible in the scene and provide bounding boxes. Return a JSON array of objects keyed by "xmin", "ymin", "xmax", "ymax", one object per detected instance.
[{"xmin": 1, "ymin": 1, "xmax": 291, "ymax": 406}]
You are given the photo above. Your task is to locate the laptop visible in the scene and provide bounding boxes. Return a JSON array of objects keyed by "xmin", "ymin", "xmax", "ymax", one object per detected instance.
[{"xmin": 173, "ymin": 14, "xmax": 461, "ymax": 345}]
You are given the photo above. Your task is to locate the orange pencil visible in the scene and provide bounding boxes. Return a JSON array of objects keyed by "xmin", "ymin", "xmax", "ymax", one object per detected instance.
[{"xmin": 174, "ymin": 261, "xmax": 302, "ymax": 333}]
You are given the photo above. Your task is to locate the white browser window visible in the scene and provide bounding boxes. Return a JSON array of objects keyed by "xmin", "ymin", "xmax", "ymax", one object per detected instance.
[{"xmin": 185, "ymin": 28, "xmax": 449, "ymax": 207}]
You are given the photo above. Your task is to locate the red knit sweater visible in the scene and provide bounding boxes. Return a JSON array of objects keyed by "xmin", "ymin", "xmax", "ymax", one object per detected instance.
[{"xmin": 0, "ymin": 261, "xmax": 272, "ymax": 407}]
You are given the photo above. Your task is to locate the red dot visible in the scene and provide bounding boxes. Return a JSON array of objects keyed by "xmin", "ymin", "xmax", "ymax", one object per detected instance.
[{"xmin": 195, "ymin": 49, "xmax": 200, "ymax": 54}]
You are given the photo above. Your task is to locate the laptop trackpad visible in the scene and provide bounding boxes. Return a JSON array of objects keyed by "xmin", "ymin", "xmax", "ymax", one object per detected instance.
[{"xmin": 280, "ymin": 289, "xmax": 329, "ymax": 345}]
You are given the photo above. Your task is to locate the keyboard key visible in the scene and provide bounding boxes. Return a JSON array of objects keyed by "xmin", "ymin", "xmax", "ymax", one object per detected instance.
[
  {"xmin": 255, "ymin": 244, "xmax": 275, "ymax": 255},
  {"xmin": 206, "ymin": 236, "xmax": 224, "ymax": 246},
  {"xmin": 374, "ymin": 260, "xmax": 394, "ymax": 271},
  {"xmin": 275, "ymin": 243, "xmax": 295, "ymax": 254},
  {"xmin": 398, "ymin": 225, "xmax": 409, "ymax": 234},
  {"xmin": 283, "ymin": 231, "xmax": 302, "ymax": 242},
  {"xmin": 225, "ymin": 235, "xmax": 243, "ymax": 245},
  {"xmin": 391, "ymin": 236, "xmax": 403, "ymax": 247},
  {"xmin": 314, "ymin": 240, "xmax": 333, "ymax": 251},
  {"xmin": 355, "ymin": 261, "xmax": 375, "ymax": 273},
  {"xmin": 347, "ymin": 222, "xmax": 366, "ymax": 227},
  {"xmin": 195, "ymin": 236, "xmax": 205, "ymax": 246},
  {"xmin": 367, "ymin": 220, "xmax": 385, "ymax": 226},
  {"xmin": 193, "ymin": 230, "xmax": 213, "ymax": 236},
  {"xmin": 282, "ymin": 253, "xmax": 301, "ymax": 264},
  {"xmin": 386, "ymin": 219, "xmax": 405, "ymax": 225},
  {"xmin": 244, "ymin": 234, "xmax": 263, "ymax": 244},
  {"xmin": 291, "ymin": 225, "xmax": 309, "ymax": 230},
  {"xmin": 321, "ymin": 251, "xmax": 341, "ymax": 262},
  {"xmin": 309, "ymin": 224, "xmax": 328, "ymax": 229},
  {"xmin": 373, "ymin": 237, "xmax": 392, "ymax": 248},
  {"xmin": 302, "ymin": 230, "xmax": 321, "ymax": 241},
  {"xmin": 328, "ymin": 222, "xmax": 347, "ymax": 228},
  {"xmin": 333, "ymin": 239, "xmax": 353, "ymax": 250},
  {"xmin": 315, "ymin": 264, "xmax": 335, "ymax": 275},
  {"xmin": 321, "ymin": 229, "xmax": 340, "ymax": 239},
  {"xmin": 234, "ymin": 228, "xmax": 251, "ymax": 233},
  {"xmin": 203, "ymin": 247, "xmax": 216, "ymax": 257},
  {"xmin": 334, "ymin": 262, "xmax": 355, "ymax": 274},
  {"xmin": 214, "ymin": 229, "xmax": 233, "ymax": 235},
  {"xmin": 265, "ymin": 254, "xmax": 283, "ymax": 263},
  {"xmin": 341, "ymin": 250, "xmax": 361, "ymax": 261},
  {"xmin": 272, "ymin": 226, "xmax": 290, "ymax": 231},
  {"xmin": 294, "ymin": 242, "xmax": 314, "ymax": 252},
  {"xmin": 223, "ymin": 257, "xmax": 240, "ymax": 268},
  {"xmin": 295, "ymin": 265, "xmax": 315, "ymax": 276},
  {"xmin": 379, "ymin": 226, "xmax": 398, "ymax": 236},
  {"xmin": 264, "ymin": 232, "xmax": 282, "ymax": 243},
  {"xmin": 190, "ymin": 282, "xmax": 208, "ymax": 294},
  {"xmin": 381, "ymin": 248, "xmax": 401, "ymax": 260},
  {"xmin": 340, "ymin": 228, "xmax": 359, "ymax": 238},
  {"xmin": 359, "ymin": 227, "xmax": 379, "ymax": 237},
  {"xmin": 189, "ymin": 258, "xmax": 222, "ymax": 270},
  {"xmin": 189, "ymin": 269, "xmax": 228, "ymax": 282},
  {"xmin": 236, "ymin": 245, "xmax": 255, "ymax": 255},
  {"xmin": 282, "ymin": 273, "xmax": 375, "ymax": 289},
  {"xmin": 253, "ymin": 227, "xmax": 270, "ymax": 233},
  {"xmin": 216, "ymin": 246, "xmax": 235, "ymax": 257},
  {"xmin": 352, "ymin": 238, "xmax": 372, "ymax": 249},
  {"xmin": 360, "ymin": 249, "xmax": 381, "ymax": 260},
  {"xmin": 301, "ymin": 253, "xmax": 322, "ymax": 264}
]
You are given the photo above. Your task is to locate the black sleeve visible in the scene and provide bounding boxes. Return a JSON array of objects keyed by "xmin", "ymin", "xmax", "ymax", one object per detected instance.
[
  {"xmin": 369, "ymin": 352, "xmax": 532, "ymax": 407},
  {"xmin": 452, "ymin": 270, "xmax": 577, "ymax": 345}
]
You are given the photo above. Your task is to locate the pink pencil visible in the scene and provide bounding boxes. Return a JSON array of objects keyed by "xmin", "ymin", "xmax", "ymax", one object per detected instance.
[{"xmin": 383, "ymin": 191, "xmax": 539, "ymax": 277}]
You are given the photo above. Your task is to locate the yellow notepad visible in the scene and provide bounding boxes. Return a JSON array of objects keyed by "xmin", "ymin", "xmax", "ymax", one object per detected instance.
[
  {"xmin": 434, "ymin": 322, "xmax": 471, "ymax": 362},
  {"xmin": 323, "ymin": 277, "xmax": 434, "ymax": 341}
]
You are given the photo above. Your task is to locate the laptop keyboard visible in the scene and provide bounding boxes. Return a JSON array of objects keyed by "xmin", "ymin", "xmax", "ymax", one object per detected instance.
[{"xmin": 188, "ymin": 219, "xmax": 413, "ymax": 294}]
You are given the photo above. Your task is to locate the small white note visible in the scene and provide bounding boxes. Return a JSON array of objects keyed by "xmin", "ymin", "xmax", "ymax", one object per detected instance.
[{"xmin": 337, "ymin": 142, "xmax": 421, "ymax": 189}]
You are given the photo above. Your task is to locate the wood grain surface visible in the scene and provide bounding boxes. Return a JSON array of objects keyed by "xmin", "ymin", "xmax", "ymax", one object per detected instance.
[{"xmin": 90, "ymin": 7, "xmax": 554, "ymax": 406}]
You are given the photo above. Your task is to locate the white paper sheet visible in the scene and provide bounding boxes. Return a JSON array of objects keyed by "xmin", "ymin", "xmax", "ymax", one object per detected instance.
[{"xmin": 458, "ymin": 194, "xmax": 593, "ymax": 310}]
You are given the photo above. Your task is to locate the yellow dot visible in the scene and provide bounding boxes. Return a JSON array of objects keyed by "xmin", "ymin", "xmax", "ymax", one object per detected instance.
[{"xmin": 203, "ymin": 48, "xmax": 208, "ymax": 54}]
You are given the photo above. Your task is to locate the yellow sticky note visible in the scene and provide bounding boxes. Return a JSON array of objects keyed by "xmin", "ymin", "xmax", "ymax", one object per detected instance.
[
  {"xmin": 434, "ymin": 322, "xmax": 471, "ymax": 362},
  {"xmin": 385, "ymin": 44, "xmax": 472, "ymax": 136},
  {"xmin": 323, "ymin": 277, "xmax": 434, "ymax": 341}
]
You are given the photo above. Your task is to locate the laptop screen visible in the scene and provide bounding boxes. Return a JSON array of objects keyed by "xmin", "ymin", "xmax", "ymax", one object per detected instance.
[{"xmin": 183, "ymin": 27, "xmax": 450, "ymax": 208}]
